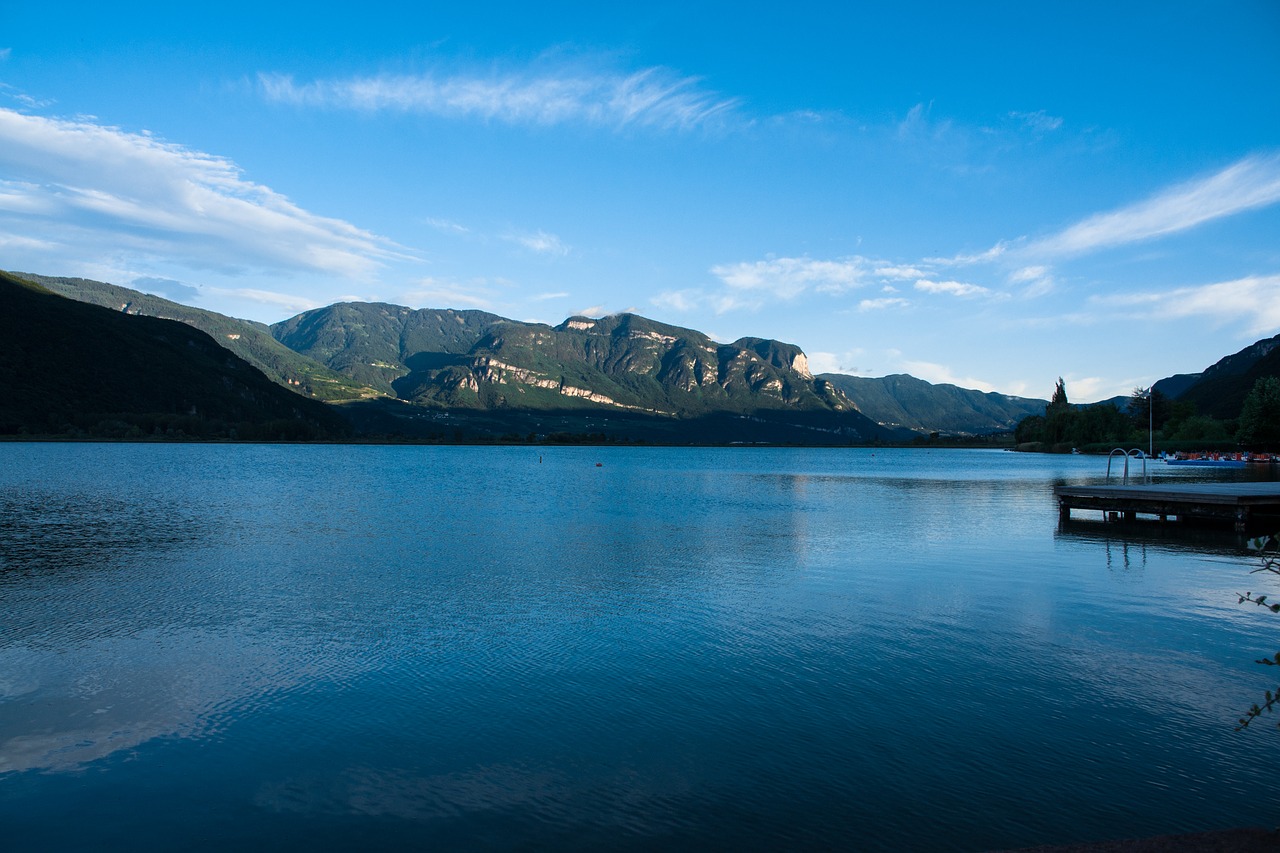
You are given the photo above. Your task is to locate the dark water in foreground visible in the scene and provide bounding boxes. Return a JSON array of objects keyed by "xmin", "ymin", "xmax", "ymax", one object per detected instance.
[{"xmin": 1, "ymin": 444, "xmax": 1278, "ymax": 850}]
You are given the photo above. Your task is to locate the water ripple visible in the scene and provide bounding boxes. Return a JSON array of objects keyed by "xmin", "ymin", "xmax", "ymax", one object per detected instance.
[{"xmin": 1, "ymin": 445, "xmax": 1278, "ymax": 850}]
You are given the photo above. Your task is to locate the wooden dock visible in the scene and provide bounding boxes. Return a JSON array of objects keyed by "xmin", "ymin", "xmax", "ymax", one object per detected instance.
[{"xmin": 1054, "ymin": 482, "xmax": 1280, "ymax": 532}]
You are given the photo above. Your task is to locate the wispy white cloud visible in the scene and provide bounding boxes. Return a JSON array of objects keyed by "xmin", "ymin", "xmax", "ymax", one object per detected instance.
[
  {"xmin": 507, "ymin": 229, "xmax": 569, "ymax": 257},
  {"xmin": 858, "ymin": 297, "xmax": 910, "ymax": 312},
  {"xmin": 711, "ymin": 255, "xmax": 871, "ymax": 301},
  {"xmin": 1061, "ymin": 376, "xmax": 1110, "ymax": 401},
  {"xmin": 401, "ymin": 277, "xmax": 498, "ymax": 311},
  {"xmin": 928, "ymin": 242, "xmax": 1009, "ymax": 267},
  {"xmin": 874, "ymin": 264, "xmax": 928, "ymax": 280},
  {"xmin": 1008, "ymin": 265, "xmax": 1055, "ymax": 297},
  {"xmin": 653, "ymin": 288, "xmax": 789, "ymax": 315},
  {"xmin": 530, "ymin": 291, "xmax": 569, "ymax": 301},
  {"xmin": 651, "ymin": 289, "xmax": 702, "ymax": 313},
  {"xmin": 710, "ymin": 293, "xmax": 762, "ymax": 313},
  {"xmin": 0, "ymin": 107, "xmax": 407, "ymax": 278},
  {"xmin": 576, "ymin": 304, "xmax": 606, "ymax": 317},
  {"xmin": 133, "ymin": 276, "xmax": 200, "ymax": 301},
  {"xmin": 425, "ymin": 217, "xmax": 469, "ymax": 234},
  {"xmin": 2, "ymin": 91, "xmax": 52, "ymax": 110},
  {"xmin": 701, "ymin": 253, "xmax": 1007, "ymax": 313},
  {"xmin": 913, "ymin": 279, "xmax": 991, "ymax": 297},
  {"xmin": 1031, "ymin": 153, "xmax": 1280, "ymax": 256},
  {"xmin": 1008, "ymin": 265, "xmax": 1047, "ymax": 283},
  {"xmin": 806, "ymin": 349, "xmax": 866, "ymax": 375},
  {"xmin": 0, "ymin": 179, "xmax": 56, "ymax": 213},
  {"xmin": 0, "ymin": 83, "xmax": 51, "ymax": 110},
  {"xmin": 1091, "ymin": 274, "xmax": 1280, "ymax": 337},
  {"xmin": 0, "ymin": 232, "xmax": 57, "ymax": 251},
  {"xmin": 897, "ymin": 102, "xmax": 950, "ymax": 139},
  {"xmin": 899, "ymin": 359, "xmax": 996, "ymax": 392},
  {"xmin": 202, "ymin": 286, "xmax": 323, "ymax": 313},
  {"xmin": 1010, "ymin": 110, "xmax": 1063, "ymax": 133},
  {"xmin": 259, "ymin": 65, "xmax": 738, "ymax": 131},
  {"xmin": 0, "ymin": 49, "xmax": 10, "ymax": 61}
]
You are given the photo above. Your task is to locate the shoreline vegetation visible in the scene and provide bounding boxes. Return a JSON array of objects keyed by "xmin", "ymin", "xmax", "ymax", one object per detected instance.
[
  {"xmin": 0, "ymin": 430, "xmax": 1015, "ymax": 448},
  {"xmin": 1012, "ymin": 376, "xmax": 1280, "ymax": 458}
]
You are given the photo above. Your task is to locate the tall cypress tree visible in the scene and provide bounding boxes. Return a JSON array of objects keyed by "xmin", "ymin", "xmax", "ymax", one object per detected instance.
[{"xmin": 1048, "ymin": 377, "xmax": 1069, "ymax": 416}]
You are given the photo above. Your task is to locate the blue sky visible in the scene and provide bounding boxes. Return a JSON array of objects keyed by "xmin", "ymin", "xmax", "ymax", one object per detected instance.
[{"xmin": 2, "ymin": 2, "xmax": 1278, "ymax": 402}]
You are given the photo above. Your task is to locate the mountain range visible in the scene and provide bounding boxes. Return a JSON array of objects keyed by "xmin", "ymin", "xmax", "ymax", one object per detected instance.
[
  {"xmin": 1083, "ymin": 333, "xmax": 1280, "ymax": 417},
  {"xmin": 1157, "ymin": 333, "xmax": 1280, "ymax": 418},
  {"xmin": 818, "ymin": 373, "xmax": 1045, "ymax": 435},
  {"xmin": 9, "ymin": 269, "xmax": 1272, "ymax": 444},
  {"xmin": 11, "ymin": 272, "xmax": 1053, "ymax": 442}
]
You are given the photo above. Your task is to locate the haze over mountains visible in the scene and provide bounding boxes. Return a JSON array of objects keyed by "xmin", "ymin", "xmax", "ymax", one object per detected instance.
[{"xmin": 7, "ymin": 270, "xmax": 1275, "ymax": 443}]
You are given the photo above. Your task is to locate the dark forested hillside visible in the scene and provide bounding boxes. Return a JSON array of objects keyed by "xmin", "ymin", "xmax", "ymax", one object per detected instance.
[
  {"xmin": 0, "ymin": 272, "xmax": 348, "ymax": 439},
  {"xmin": 12, "ymin": 272, "xmax": 376, "ymax": 402},
  {"xmin": 1173, "ymin": 334, "xmax": 1280, "ymax": 419}
]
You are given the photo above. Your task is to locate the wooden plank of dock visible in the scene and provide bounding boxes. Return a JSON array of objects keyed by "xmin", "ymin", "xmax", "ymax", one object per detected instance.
[{"xmin": 1054, "ymin": 482, "xmax": 1280, "ymax": 532}]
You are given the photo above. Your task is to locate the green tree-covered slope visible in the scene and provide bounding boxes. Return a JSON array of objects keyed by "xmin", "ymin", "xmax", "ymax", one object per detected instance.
[
  {"xmin": 0, "ymin": 272, "xmax": 348, "ymax": 439},
  {"xmin": 11, "ymin": 272, "xmax": 377, "ymax": 402},
  {"xmin": 271, "ymin": 305, "xmax": 896, "ymax": 440},
  {"xmin": 1176, "ymin": 334, "xmax": 1280, "ymax": 419},
  {"xmin": 819, "ymin": 372, "xmax": 1047, "ymax": 435},
  {"xmin": 270, "ymin": 301, "xmax": 509, "ymax": 393}
]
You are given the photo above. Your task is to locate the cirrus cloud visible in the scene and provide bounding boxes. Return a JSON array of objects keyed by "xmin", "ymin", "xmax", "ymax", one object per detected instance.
[
  {"xmin": 1030, "ymin": 153, "xmax": 1280, "ymax": 257},
  {"xmin": 1091, "ymin": 274, "xmax": 1280, "ymax": 337},
  {"xmin": 259, "ymin": 64, "xmax": 738, "ymax": 132},
  {"xmin": 1009, "ymin": 109, "xmax": 1063, "ymax": 134}
]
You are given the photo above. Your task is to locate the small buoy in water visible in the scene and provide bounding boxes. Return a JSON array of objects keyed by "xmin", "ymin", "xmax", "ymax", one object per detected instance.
[{"xmin": 596, "ymin": 462, "xmax": 603, "ymax": 467}]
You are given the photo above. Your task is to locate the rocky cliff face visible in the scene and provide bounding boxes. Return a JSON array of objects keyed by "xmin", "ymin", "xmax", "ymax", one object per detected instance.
[
  {"xmin": 270, "ymin": 302, "xmax": 507, "ymax": 393},
  {"xmin": 271, "ymin": 304, "xmax": 871, "ymax": 431}
]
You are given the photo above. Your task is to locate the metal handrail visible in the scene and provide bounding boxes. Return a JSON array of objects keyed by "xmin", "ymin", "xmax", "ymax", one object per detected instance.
[{"xmin": 1105, "ymin": 447, "xmax": 1149, "ymax": 484}]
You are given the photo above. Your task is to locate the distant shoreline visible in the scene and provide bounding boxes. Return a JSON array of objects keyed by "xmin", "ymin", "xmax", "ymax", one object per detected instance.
[{"xmin": 0, "ymin": 435, "xmax": 1014, "ymax": 449}]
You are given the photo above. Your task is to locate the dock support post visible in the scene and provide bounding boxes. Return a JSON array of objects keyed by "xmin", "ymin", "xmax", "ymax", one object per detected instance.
[
  {"xmin": 1059, "ymin": 500, "xmax": 1070, "ymax": 523},
  {"xmin": 1237, "ymin": 508, "xmax": 1249, "ymax": 533}
]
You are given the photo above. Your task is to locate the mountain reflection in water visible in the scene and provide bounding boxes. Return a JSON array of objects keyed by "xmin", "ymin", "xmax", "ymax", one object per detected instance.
[{"xmin": 1, "ymin": 444, "xmax": 1277, "ymax": 851}]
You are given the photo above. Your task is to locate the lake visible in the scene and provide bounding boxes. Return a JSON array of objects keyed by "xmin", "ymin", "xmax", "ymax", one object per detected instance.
[{"xmin": 1, "ymin": 443, "xmax": 1278, "ymax": 850}]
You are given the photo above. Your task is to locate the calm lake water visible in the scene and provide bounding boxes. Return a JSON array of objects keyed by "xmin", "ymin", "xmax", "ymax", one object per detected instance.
[{"xmin": 2, "ymin": 443, "xmax": 1279, "ymax": 850}]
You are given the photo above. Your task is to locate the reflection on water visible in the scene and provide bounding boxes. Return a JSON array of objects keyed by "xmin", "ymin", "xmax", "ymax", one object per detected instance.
[
  {"xmin": 1, "ymin": 444, "xmax": 1278, "ymax": 851},
  {"xmin": 0, "ymin": 488, "xmax": 209, "ymax": 578},
  {"xmin": 1056, "ymin": 518, "xmax": 1258, "ymax": 559}
]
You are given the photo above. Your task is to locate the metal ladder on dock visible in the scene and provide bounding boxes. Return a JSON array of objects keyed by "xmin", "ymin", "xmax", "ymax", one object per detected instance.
[{"xmin": 1106, "ymin": 447, "xmax": 1151, "ymax": 485}]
